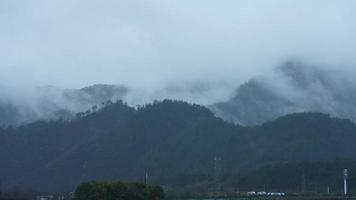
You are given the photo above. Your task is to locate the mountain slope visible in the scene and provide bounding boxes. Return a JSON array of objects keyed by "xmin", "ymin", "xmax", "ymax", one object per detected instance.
[
  {"xmin": 2, "ymin": 100, "xmax": 356, "ymax": 193},
  {"xmin": 0, "ymin": 100, "xmax": 135, "ymax": 190},
  {"xmin": 0, "ymin": 84, "xmax": 128, "ymax": 126},
  {"xmin": 210, "ymin": 61, "xmax": 356, "ymax": 125}
]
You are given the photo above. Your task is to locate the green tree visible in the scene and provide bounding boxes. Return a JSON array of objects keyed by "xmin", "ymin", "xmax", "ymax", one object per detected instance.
[{"xmin": 74, "ymin": 181, "xmax": 164, "ymax": 200}]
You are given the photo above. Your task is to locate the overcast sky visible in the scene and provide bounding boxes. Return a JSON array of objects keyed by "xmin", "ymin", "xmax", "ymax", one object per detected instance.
[{"xmin": 0, "ymin": 0, "xmax": 355, "ymax": 90}]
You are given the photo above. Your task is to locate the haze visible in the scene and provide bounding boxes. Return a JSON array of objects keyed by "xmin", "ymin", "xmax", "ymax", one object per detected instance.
[{"xmin": 0, "ymin": 0, "xmax": 356, "ymax": 98}]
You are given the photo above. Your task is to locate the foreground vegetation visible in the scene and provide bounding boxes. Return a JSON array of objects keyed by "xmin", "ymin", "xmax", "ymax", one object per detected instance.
[{"xmin": 74, "ymin": 181, "xmax": 164, "ymax": 200}]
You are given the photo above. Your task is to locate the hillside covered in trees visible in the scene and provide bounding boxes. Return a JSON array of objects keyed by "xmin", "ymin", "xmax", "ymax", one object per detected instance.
[
  {"xmin": 211, "ymin": 61, "xmax": 356, "ymax": 125},
  {"xmin": 1, "ymin": 100, "xmax": 356, "ymax": 194}
]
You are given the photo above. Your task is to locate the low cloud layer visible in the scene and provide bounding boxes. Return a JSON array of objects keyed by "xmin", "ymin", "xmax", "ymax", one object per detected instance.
[
  {"xmin": 211, "ymin": 61, "xmax": 356, "ymax": 125},
  {"xmin": 1, "ymin": 0, "xmax": 355, "ymax": 91}
]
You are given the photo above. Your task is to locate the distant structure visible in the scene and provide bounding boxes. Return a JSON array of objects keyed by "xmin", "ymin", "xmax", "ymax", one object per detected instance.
[
  {"xmin": 344, "ymin": 169, "xmax": 348, "ymax": 195},
  {"xmin": 36, "ymin": 195, "xmax": 54, "ymax": 200},
  {"xmin": 145, "ymin": 172, "xmax": 148, "ymax": 185}
]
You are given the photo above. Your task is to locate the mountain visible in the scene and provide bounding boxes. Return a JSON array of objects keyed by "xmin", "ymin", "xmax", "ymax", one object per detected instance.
[
  {"xmin": 210, "ymin": 61, "xmax": 356, "ymax": 125},
  {"xmin": 3, "ymin": 61, "xmax": 356, "ymax": 129},
  {"xmin": 0, "ymin": 82, "xmax": 232, "ymax": 127},
  {"xmin": 0, "ymin": 84, "xmax": 128, "ymax": 126},
  {"xmin": 1, "ymin": 100, "xmax": 356, "ymax": 193},
  {"xmin": 63, "ymin": 84, "xmax": 128, "ymax": 106}
]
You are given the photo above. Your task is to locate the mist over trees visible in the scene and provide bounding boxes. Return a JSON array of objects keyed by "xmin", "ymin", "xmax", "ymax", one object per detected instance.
[
  {"xmin": 0, "ymin": 84, "xmax": 128, "ymax": 126},
  {"xmin": 1, "ymin": 0, "xmax": 355, "ymax": 197},
  {"xmin": 3, "ymin": 61, "xmax": 356, "ymax": 128},
  {"xmin": 1, "ymin": 100, "xmax": 356, "ymax": 193},
  {"xmin": 211, "ymin": 61, "xmax": 356, "ymax": 125}
]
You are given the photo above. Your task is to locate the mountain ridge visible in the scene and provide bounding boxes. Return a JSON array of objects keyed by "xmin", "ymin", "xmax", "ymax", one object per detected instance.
[
  {"xmin": 211, "ymin": 61, "xmax": 356, "ymax": 125},
  {"xmin": 0, "ymin": 84, "xmax": 128, "ymax": 126},
  {"xmin": 1, "ymin": 100, "xmax": 356, "ymax": 193}
]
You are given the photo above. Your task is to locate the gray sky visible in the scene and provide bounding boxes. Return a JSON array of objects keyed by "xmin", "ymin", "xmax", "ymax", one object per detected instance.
[{"xmin": 1, "ymin": 0, "xmax": 356, "ymax": 90}]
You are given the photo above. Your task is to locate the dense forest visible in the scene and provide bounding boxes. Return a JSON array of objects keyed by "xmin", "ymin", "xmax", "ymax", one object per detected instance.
[{"xmin": 1, "ymin": 100, "xmax": 356, "ymax": 194}]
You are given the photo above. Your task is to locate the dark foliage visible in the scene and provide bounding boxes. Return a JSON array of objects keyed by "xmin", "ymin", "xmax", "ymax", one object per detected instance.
[
  {"xmin": 74, "ymin": 181, "xmax": 164, "ymax": 200},
  {"xmin": 1, "ymin": 100, "xmax": 356, "ymax": 193}
]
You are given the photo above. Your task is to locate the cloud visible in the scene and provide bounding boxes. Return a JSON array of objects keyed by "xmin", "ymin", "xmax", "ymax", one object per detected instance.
[{"xmin": 0, "ymin": 0, "xmax": 355, "ymax": 92}]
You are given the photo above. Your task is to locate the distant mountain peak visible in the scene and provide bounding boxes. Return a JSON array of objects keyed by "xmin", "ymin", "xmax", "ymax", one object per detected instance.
[
  {"xmin": 0, "ymin": 84, "xmax": 129, "ymax": 126},
  {"xmin": 210, "ymin": 61, "xmax": 356, "ymax": 125}
]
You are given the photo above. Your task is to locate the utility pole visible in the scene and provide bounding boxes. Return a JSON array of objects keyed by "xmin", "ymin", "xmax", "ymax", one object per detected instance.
[
  {"xmin": 145, "ymin": 172, "xmax": 148, "ymax": 185},
  {"xmin": 344, "ymin": 169, "xmax": 348, "ymax": 195}
]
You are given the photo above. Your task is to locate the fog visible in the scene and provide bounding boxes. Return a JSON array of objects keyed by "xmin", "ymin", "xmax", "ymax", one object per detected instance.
[
  {"xmin": 1, "ymin": 0, "xmax": 355, "ymax": 88},
  {"xmin": 0, "ymin": 1, "xmax": 356, "ymax": 125}
]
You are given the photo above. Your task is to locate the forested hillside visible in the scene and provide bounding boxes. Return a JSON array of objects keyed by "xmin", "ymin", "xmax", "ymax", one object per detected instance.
[
  {"xmin": 0, "ymin": 84, "xmax": 128, "ymax": 126},
  {"xmin": 211, "ymin": 61, "xmax": 356, "ymax": 125},
  {"xmin": 1, "ymin": 100, "xmax": 356, "ymax": 193}
]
